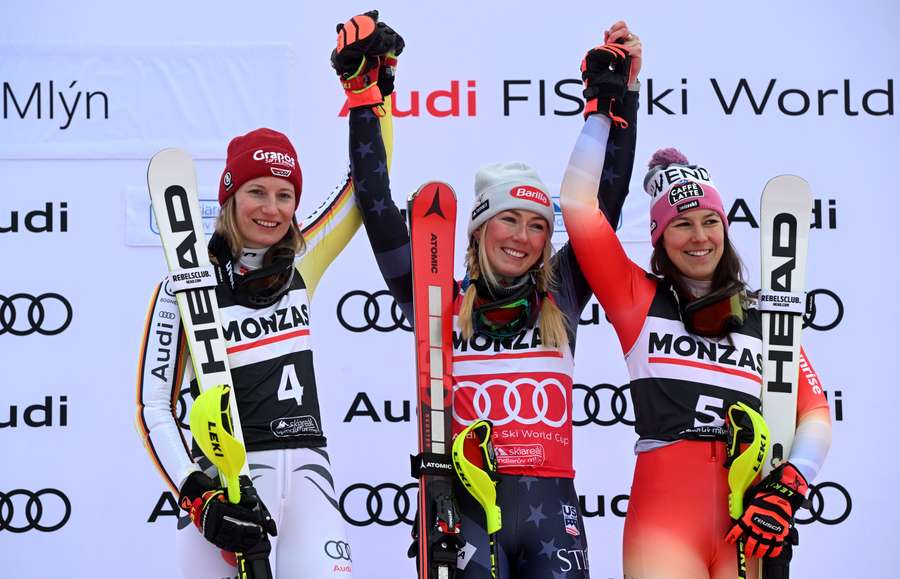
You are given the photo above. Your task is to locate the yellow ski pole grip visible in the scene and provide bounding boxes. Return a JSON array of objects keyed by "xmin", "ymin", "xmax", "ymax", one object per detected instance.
[
  {"xmin": 725, "ymin": 401, "xmax": 770, "ymax": 519},
  {"xmin": 189, "ymin": 385, "xmax": 247, "ymax": 504},
  {"xmin": 452, "ymin": 420, "xmax": 502, "ymax": 535}
]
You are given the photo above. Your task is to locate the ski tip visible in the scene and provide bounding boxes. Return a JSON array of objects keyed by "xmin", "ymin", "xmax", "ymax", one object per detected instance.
[
  {"xmin": 407, "ymin": 181, "xmax": 456, "ymax": 203},
  {"xmin": 762, "ymin": 174, "xmax": 811, "ymax": 195},
  {"xmin": 149, "ymin": 148, "xmax": 194, "ymax": 168}
]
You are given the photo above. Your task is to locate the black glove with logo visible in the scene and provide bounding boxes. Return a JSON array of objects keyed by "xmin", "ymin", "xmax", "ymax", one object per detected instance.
[
  {"xmin": 581, "ymin": 43, "xmax": 631, "ymax": 125},
  {"xmin": 179, "ymin": 471, "xmax": 277, "ymax": 553}
]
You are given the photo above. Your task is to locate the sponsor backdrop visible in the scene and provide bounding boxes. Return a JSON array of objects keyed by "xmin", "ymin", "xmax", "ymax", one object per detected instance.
[{"xmin": 1, "ymin": 1, "xmax": 896, "ymax": 577}]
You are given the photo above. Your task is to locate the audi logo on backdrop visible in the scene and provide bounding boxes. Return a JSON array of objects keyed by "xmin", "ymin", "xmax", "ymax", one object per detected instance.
[
  {"xmin": 324, "ymin": 540, "xmax": 352, "ymax": 561},
  {"xmin": 803, "ymin": 288, "xmax": 844, "ymax": 331},
  {"xmin": 336, "ymin": 290, "xmax": 411, "ymax": 333},
  {"xmin": 0, "ymin": 488, "xmax": 71, "ymax": 533},
  {"xmin": 796, "ymin": 481, "xmax": 852, "ymax": 526},
  {"xmin": 573, "ymin": 383, "xmax": 635, "ymax": 427},
  {"xmin": 339, "ymin": 482, "xmax": 416, "ymax": 527},
  {"xmin": 0, "ymin": 293, "xmax": 72, "ymax": 336}
]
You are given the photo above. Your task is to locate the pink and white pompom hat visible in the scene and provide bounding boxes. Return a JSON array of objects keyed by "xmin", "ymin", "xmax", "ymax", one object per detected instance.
[{"xmin": 643, "ymin": 148, "xmax": 728, "ymax": 245}]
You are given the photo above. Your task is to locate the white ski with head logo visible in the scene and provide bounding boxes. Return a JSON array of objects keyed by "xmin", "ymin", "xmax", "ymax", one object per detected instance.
[
  {"xmin": 759, "ymin": 175, "xmax": 813, "ymax": 477},
  {"xmin": 147, "ymin": 148, "xmax": 249, "ymax": 479}
]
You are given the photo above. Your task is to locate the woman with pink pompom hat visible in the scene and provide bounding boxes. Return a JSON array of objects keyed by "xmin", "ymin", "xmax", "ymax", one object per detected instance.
[{"xmin": 560, "ymin": 122, "xmax": 833, "ymax": 577}]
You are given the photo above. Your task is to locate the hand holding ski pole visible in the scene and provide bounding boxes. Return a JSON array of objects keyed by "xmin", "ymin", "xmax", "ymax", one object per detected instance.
[
  {"xmin": 452, "ymin": 420, "xmax": 502, "ymax": 579},
  {"xmin": 726, "ymin": 462, "xmax": 809, "ymax": 559},
  {"xmin": 184, "ymin": 385, "xmax": 277, "ymax": 577},
  {"xmin": 724, "ymin": 402, "xmax": 769, "ymax": 579}
]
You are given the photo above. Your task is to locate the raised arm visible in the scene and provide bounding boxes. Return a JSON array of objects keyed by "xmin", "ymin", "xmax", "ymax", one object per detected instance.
[
  {"xmin": 560, "ymin": 40, "xmax": 656, "ymax": 353},
  {"xmin": 297, "ymin": 101, "xmax": 395, "ymax": 301}
]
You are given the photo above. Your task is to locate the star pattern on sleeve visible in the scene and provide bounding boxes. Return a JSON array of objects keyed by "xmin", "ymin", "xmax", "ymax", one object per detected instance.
[{"xmin": 355, "ymin": 141, "xmax": 374, "ymax": 159}]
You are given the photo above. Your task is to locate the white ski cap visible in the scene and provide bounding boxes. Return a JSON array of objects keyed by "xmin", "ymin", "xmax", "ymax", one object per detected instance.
[{"xmin": 468, "ymin": 162, "xmax": 555, "ymax": 238}]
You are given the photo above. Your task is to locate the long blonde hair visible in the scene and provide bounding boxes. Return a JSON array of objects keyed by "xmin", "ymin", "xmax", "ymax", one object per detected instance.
[{"xmin": 458, "ymin": 228, "xmax": 569, "ymax": 349}]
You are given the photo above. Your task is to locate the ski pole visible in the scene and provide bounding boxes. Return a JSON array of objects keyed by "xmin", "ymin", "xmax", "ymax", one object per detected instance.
[
  {"xmin": 190, "ymin": 385, "xmax": 273, "ymax": 579},
  {"xmin": 452, "ymin": 420, "xmax": 502, "ymax": 579},
  {"xmin": 724, "ymin": 402, "xmax": 769, "ymax": 579}
]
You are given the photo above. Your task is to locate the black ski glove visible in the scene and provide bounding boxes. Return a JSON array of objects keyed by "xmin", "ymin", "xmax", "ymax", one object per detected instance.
[
  {"xmin": 179, "ymin": 471, "xmax": 277, "ymax": 553},
  {"xmin": 581, "ymin": 43, "xmax": 631, "ymax": 125},
  {"xmin": 331, "ymin": 10, "xmax": 405, "ymax": 109}
]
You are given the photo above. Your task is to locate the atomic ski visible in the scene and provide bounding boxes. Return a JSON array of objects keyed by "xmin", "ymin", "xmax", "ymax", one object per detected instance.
[
  {"xmin": 759, "ymin": 175, "xmax": 813, "ymax": 475},
  {"xmin": 408, "ymin": 182, "xmax": 463, "ymax": 579},
  {"xmin": 147, "ymin": 149, "xmax": 273, "ymax": 579}
]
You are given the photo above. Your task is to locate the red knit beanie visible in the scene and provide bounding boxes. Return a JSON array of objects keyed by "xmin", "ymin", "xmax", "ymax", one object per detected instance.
[{"xmin": 219, "ymin": 128, "xmax": 303, "ymax": 207}]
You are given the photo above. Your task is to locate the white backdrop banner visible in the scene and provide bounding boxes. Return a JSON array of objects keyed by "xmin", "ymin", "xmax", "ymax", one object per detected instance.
[{"xmin": 1, "ymin": 1, "xmax": 897, "ymax": 578}]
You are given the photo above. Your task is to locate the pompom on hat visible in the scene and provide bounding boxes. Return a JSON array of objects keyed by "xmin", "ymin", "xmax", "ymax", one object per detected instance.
[
  {"xmin": 643, "ymin": 148, "xmax": 728, "ymax": 245},
  {"xmin": 468, "ymin": 162, "xmax": 556, "ymax": 238},
  {"xmin": 219, "ymin": 128, "xmax": 303, "ymax": 208}
]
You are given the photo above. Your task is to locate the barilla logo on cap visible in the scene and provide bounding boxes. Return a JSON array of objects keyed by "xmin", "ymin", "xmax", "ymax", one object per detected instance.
[
  {"xmin": 271, "ymin": 168, "xmax": 292, "ymax": 178},
  {"xmin": 253, "ymin": 149, "xmax": 296, "ymax": 167},
  {"xmin": 668, "ymin": 180, "xmax": 705, "ymax": 206},
  {"xmin": 510, "ymin": 185, "xmax": 550, "ymax": 206}
]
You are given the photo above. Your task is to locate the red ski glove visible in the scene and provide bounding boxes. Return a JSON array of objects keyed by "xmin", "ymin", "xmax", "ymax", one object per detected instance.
[
  {"xmin": 725, "ymin": 462, "xmax": 809, "ymax": 558},
  {"xmin": 331, "ymin": 10, "xmax": 404, "ymax": 110}
]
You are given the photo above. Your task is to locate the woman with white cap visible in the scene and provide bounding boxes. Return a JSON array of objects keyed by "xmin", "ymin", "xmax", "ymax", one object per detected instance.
[
  {"xmin": 136, "ymin": 12, "xmax": 405, "ymax": 578},
  {"xmin": 344, "ymin": 19, "xmax": 642, "ymax": 579},
  {"xmin": 559, "ymin": 90, "xmax": 833, "ymax": 579}
]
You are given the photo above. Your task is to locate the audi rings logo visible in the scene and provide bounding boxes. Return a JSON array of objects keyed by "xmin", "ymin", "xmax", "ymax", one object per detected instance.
[
  {"xmin": 573, "ymin": 383, "xmax": 634, "ymax": 427},
  {"xmin": 324, "ymin": 540, "xmax": 352, "ymax": 561},
  {"xmin": 803, "ymin": 289, "xmax": 844, "ymax": 332},
  {"xmin": 339, "ymin": 482, "xmax": 416, "ymax": 526},
  {"xmin": 796, "ymin": 481, "xmax": 852, "ymax": 526},
  {"xmin": 0, "ymin": 488, "xmax": 71, "ymax": 533},
  {"xmin": 453, "ymin": 378, "xmax": 568, "ymax": 427},
  {"xmin": 0, "ymin": 293, "xmax": 72, "ymax": 336},
  {"xmin": 336, "ymin": 290, "xmax": 411, "ymax": 333}
]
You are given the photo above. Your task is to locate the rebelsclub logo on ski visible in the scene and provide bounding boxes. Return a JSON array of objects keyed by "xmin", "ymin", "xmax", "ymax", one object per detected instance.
[{"xmin": 510, "ymin": 185, "xmax": 550, "ymax": 206}]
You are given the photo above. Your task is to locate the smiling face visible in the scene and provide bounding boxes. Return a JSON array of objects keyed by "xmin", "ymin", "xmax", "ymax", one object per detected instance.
[
  {"xmin": 233, "ymin": 176, "xmax": 296, "ymax": 248},
  {"xmin": 478, "ymin": 209, "xmax": 549, "ymax": 279},
  {"xmin": 662, "ymin": 209, "xmax": 725, "ymax": 281}
]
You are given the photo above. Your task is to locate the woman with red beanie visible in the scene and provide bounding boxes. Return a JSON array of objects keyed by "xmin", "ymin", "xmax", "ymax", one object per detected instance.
[
  {"xmin": 136, "ymin": 13, "xmax": 403, "ymax": 575},
  {"xmin": 560, "ymin": 98, "xmax": 833, "ymax": 576}
]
